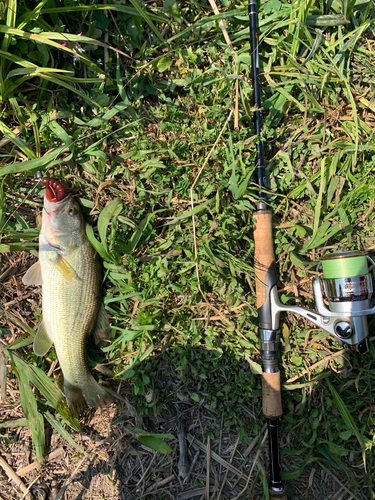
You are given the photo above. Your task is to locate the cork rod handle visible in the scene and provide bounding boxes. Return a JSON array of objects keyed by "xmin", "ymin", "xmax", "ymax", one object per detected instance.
[
  {"xmin": 254, "ymin": 211, "xmax": 275, "ymax": 310},
  {"xmin": 254, "ymin": 210, "xmax": 283, "ymax": 419}
]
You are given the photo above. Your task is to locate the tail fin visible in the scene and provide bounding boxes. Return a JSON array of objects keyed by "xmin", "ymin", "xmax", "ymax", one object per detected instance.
[
  {"xmin": 64, "ymin": 376, "xmax": 115, "ymax": 415},
  {"xmin": 64, "ymin": 380, "xmax": 86, "ymax": 416},
  {"xmin": 82, "ymin": 375, "xmax": 115, "ymax": 408}
]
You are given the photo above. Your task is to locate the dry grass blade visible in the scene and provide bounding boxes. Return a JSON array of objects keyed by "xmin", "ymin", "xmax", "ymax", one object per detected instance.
[
  {"xmin": 16, "ymin": 448, "xmax": 64, "ymax": 478},
  {"xmin": 285, "ymin": 349, "xmax": 348, "ymax": 384},
  {"xmin": 317, "ymin": 462, "xmax": 362, "ymax": 500},
  {"xmin": 243, "ymin": 423, "xmax": 267, "ymax": 457},
  {"xmin": 231, "ymin": 430, "xmax": 268, "ymax": 500},
  {"xmin": 206, "ymin": 434, "xmax": 211, "ymax": 500},
  {"xmin": 178, "ymin": 426, "xmax": 189, "ymax": 481},
  {"xmin": 217, "ymin": 437, "xmax": 239, "ymax": 500},
  {"xmin": 207, "ymin": 0, "xmax": 233, "ymax": 50},
  {"xmin": 0, "ymin": 306, "xmax": 35, "ymax": 339},
  {"xmin": 53, "ymin": 456, "xmax": 87, "ymax": 500},
  {"xmin": 0, "ymin": 455, "xmax": 33, "ymax": 500},
  {"xmin": 187, "ymin": 434, "xmax": 248, "ymax": 480},
  {"xmin": 144, "ymin": 474, "xmax": 174, "ymax": 493},
  {"xmin": 184, "ymin": 450, "xmax": 200, "ymax": 485},
  {"xmin": 176, "ymin": 486, "xmax": 216, "ymax": 500}
]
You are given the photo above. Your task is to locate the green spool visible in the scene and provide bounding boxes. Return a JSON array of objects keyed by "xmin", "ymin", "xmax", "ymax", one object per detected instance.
[{"xmin": 321, "ymin": 251, "xmax": 368, "ymax": 279}]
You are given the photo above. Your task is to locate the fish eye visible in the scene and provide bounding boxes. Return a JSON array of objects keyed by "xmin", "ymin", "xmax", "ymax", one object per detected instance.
[{"xmin": 68, "ymin": 208, "xmax": 78, "ymax": 216}]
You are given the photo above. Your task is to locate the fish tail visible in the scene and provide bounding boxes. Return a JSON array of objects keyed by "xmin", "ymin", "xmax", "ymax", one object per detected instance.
[
  {"xmin": 81, "ymin": 375, "xmax": 115, "ymax": 408},
  {"xmin": 64, "ymin": 380, "xmax": 86, "ymax": 416}
]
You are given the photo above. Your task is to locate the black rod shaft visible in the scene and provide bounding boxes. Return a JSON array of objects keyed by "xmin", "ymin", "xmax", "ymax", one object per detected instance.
[
  {"xmin": 267, "ymin": 418, "xmax": 283, "ymax": 491},
  {"xmin": 248, "ymin": 0, "xmax": 266, "ymax": 198}
]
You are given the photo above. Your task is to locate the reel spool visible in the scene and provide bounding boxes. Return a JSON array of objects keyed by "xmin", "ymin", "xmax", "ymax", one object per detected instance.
[{"xmin": 320, "ymin": 250, "xmax": 372, "ymax": 302}]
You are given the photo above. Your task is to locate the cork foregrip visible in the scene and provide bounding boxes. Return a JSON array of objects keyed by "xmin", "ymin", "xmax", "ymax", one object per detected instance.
[
  {"xmin": 270, "ymin": 493, "xmax": 288, "ymax": 500},
  {"xmin": 262, "ymin": 372, "xmax": 283, "ymax": 418},
  {"xmin": 254, "ymin": 211, "xmax": 275, "ymax": 309}
]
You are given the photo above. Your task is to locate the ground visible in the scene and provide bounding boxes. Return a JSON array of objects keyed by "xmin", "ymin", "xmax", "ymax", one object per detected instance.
[{"xmin": 0, "ymin": 253, "xmax": 367, "ymax": 500}]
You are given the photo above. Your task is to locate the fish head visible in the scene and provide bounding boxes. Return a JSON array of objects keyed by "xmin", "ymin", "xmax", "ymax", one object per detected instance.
[{"xmin": 41, "ymin": 177, "xmax": 85, "ymax": 251}]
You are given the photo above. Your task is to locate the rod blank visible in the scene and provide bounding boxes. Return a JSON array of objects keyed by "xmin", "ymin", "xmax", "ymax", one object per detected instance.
[{"xmin": 248, "ymin": 0, "xmax": 265, "ymax": 197}]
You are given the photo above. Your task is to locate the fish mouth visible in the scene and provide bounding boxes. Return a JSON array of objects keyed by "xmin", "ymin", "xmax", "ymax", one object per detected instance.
[
  {"xmin": 43, "ymin": 192, "xmax": 72, "ymax": 218},
  {"xmin": 42, "ymin": 177, "xmax": 67, "ymax": 202}
]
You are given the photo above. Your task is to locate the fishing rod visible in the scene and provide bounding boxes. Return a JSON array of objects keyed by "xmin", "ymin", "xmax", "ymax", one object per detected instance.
[
  {"xmin": 249, "ymin": 1, "xmax": 374, "ymax": 498},
  {"xmin": 249, "ymin": 0, "xmax": 285, "ymax": 497}
]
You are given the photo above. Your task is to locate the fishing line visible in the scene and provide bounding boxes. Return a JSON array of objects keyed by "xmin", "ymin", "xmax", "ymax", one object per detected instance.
[
  {"xmin": 321, "ymin": 252, "xmax": 368, "ymax": 279},
  {"xmin": 0, "ymin": 174, "xmax": 44, "ymax": 239}
]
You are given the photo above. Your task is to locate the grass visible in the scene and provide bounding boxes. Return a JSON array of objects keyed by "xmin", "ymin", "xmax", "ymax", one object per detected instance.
[{"xmin": 1, "ymin": 0, "xmax": 375, "ymax": 497}]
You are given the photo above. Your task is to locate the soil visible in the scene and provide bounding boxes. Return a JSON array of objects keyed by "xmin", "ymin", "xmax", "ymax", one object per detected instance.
[{"xmin": 0, "ymin": 252, "xmax": 368, "ymax": 500}]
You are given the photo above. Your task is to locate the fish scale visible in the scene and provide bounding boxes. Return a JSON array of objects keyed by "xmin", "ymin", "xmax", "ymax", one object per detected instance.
[{"xmin": 41, "ymin": 239, "xmax": 101, "ymax": 389}]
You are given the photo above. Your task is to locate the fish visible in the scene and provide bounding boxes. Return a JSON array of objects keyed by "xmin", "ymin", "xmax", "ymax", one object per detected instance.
[{"xmin": 23, "ymin": 176, "xmax": 114, "ymax": 415}]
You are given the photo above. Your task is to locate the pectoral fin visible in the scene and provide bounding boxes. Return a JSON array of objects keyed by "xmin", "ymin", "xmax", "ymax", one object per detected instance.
[
  {"xmin": 33, "ymin": 320, "xmax": 53, "ymax": 356},
  {"xmin": 91, "ymin": 304, "xmax": 111, "ymax": 345},
  {"xmin": 51, "ymin": 254, "xmax": 78, "ymax": 281},
  {"xmin": 22, "ymin": 261, "xmax": 42, "ymax": 286}
]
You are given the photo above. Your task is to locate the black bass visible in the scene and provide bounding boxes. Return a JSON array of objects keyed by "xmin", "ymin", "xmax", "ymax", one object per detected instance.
[{"xmin": 23, "ymin": 177, "xmax": 114, "ymax": 414}]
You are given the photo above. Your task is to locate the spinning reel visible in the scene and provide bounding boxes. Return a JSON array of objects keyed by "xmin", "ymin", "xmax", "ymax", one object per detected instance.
[{"xmin": 270, "ymin": 250, "xmax": 375, "ymax": 354}]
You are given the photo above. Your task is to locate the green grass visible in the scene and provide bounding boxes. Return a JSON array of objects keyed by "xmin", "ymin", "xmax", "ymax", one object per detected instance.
[{"xmin": 1, "ymin": 0, "xmax": 375, "ymax": 497}]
